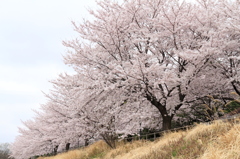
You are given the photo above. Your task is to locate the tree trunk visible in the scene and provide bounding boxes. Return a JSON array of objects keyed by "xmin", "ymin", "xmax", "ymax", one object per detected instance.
[
  {"xmin": 84, "ymin": 139, "xmax": 89, "ymax": 146},
  {"xmin": 66, "ymin": 143, "xmax": 70, "ymax": 151},
  {"xmin": 162, "ymin": 115, "xmax": 172, "ymax": 130},
  {"xmin": 53, "ymin": 145, "xmax": 58, "ymax": 155},
  {"xmin": 145, "ymin": 92, "xmax": 175, "ymax": 131}
]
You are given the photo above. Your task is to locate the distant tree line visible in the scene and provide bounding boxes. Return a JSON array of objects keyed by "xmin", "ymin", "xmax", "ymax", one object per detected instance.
[{"xmin": 0, "ymin": 143, "xmax": 11, "ymax": 159}]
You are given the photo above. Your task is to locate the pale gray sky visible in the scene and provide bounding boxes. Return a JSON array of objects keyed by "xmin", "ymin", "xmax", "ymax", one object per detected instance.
[{"xmin": 0, "ymin": 0, "xmax": 97, "ymax": 143}]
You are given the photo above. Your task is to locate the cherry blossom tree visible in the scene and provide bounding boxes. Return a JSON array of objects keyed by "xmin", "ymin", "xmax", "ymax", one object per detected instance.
[
  {"xmin": 45, "ymin": 73, "xmax": 160, "ymax": 148},
  {"xmin": 10, "ymin": 72, "xmax": 160, "ymax": 158},
  {"xmin": 9, "ymin": 119, "xmax": 55, "ymax": 159},
  {"xmin": 63, "ymin": 0, "xmax": 237, "ymax": 130},
  {"xmin": 208, "ymin": 0, "xmax": 240, "ymax": 96}
]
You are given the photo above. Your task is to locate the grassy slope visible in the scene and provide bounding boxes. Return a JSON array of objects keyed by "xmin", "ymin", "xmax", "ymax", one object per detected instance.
[{"xmin": 38, "ymin": 119, "xmax": 240, "ymax": 159}]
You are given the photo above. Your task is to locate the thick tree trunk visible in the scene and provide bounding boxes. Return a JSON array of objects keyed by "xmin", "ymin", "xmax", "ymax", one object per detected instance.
[
  {"xmin": 162, "ymin": 115, "xmax": 172, "ymax": 130},
  {"xmin": 145, "ymin": 91, "xmax": 179, "ymax": 131},
  {"xmin": 146, "ymin": 93, "xmax": 173, "ymax": 131}
]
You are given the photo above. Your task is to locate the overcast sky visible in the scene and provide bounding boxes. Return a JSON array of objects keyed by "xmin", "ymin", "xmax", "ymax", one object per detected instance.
[{"xmin": 0, "ymin": 0, "xmax": 97, "ymax": 143}]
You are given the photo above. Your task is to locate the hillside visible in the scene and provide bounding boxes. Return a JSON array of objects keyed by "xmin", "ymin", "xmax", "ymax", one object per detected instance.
[{"xmin": 38, "ymin": 119, "xmax": 240, "ymax": 159}]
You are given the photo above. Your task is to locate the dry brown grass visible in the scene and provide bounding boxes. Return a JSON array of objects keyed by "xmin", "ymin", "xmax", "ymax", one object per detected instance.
[
  {"xmin": 101, "ymin": 140, "xmax": 150, "ymax": 159},
  {"xmin": 38, "ymin": 140, "xmax": 110, "ymax": 159},
  {"xmin": 38, "ymin": 119, "xmax": 240, "ymax": 159},
  {"xmin": 199, "ymin": 122, "xmax": 240, "ymax": 159}
]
